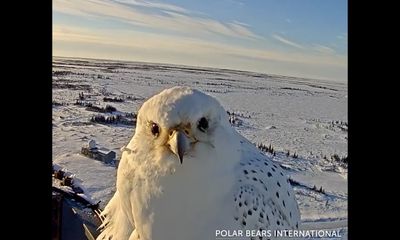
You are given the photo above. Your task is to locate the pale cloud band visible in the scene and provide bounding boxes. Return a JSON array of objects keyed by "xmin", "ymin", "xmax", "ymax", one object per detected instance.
[
  {"xmin": 53, "ymin": 0, "xmax": 260, "ymax": 40},
  {"xmin": 272, "ymin": 34, "xmax": 305, "ymax": 50}
]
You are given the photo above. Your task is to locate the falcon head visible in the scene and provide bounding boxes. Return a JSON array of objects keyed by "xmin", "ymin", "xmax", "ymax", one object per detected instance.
[{"xmin": 133, "ymin": 86, "xmax": 230, "ymax": 165}]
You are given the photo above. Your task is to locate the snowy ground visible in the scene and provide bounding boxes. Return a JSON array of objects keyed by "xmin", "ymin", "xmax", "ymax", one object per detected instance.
[{"xmin": 52, "ymin": 56, "xmax": 347, "ymax": 239}]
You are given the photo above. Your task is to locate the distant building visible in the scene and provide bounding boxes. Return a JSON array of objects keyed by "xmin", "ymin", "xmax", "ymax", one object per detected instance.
[
  {"xmin": 88, "ymin": 139, "xmax": 96, "ymax": 150},
  {"xmin": 97, "ymin": 147, "xmax": 116, "ymax": 164},
  {"xmin": 81, "ymin": 140, "xmax": 117, "ymax": 165}
]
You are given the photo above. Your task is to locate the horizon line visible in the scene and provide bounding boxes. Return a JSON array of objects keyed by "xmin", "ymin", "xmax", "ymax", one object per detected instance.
[{"xmin": 53, "ymin": 55, "xmax": 346, "ymax": 85}]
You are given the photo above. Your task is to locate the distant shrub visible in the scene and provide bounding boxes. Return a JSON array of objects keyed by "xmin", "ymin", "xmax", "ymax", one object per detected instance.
[
  {"xmin": 52, "ymin": 70, "xmax": 71, "ymax": 76},
  {"xmin": 86, "ymin": 105, "xmax": 104, "ymax": 112},
  {"xmin": 52, "ymin": 101, "xmax": 65, "ymax": 106},
  {"xmin": 288, "ymin": 178, "xmax": 301, "ymax": 186},
  {"xmin": 79, "ymin": 92, "xmax": 85, "ymax": 100},
  {"xmin": 341, "ymin": 156, "xmax": 348, "ymax": 164},
  {"xmin": 290, "ymin": 178, "xmax": 326, "ymax": 195},
  {"xmin": 126, "ymin": 96, "xmax": 144, "ymax": 101},
  {"xmin": 103, "ymin": 97, "xmax": 124, "ymax": 102},
  {"xmin": 312, "ymin": 185, "xmax": 325, "ymax": 194},
  {"xmin": 227, "ymin": 111, "xmax": 251, "ymax": 119},
  {"xmin": 105, "ymin": 105, "xmax": 117, "ymax": 112},
  {"xmin": 85, "ymin": 104, "xmax": 117, "ymax": 113},
  {"xmin": 330, "ymin": 154, "xmax": 348, "ymax": 166},
  {"xmin": 331, "ymin": 154, "xmax": 341, "ymax": 162},
  {"xmin": 90, "ymin": 114, "xmax": 136, "ymax": 126},
  {"xmin": 125, "ymin": 112, "xmax": 137, "ymax": 118},
  {"xmin": 256, "ymin": 143, "xmax": 275, "ymax": 155},
  {"xmin": 75, "ymin": 100, "xmax": 93, "ymax": 107}
]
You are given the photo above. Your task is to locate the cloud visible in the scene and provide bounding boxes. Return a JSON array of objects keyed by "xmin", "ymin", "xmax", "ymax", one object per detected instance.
[
  {"xmin": 313, "ymin": 44, "xmax": 336, "ymax": 54},
  {"xmin": 227, "ymin": 22, "xmax": 263, "ymax": 40},
  {"xmin": 53, "ymin": 0, "xmax": 260, "ymax": 40},
  {"xmin": 232, "ymin": 20, "xmax": 250, "ymax": 27},
  {"xmin": 336, "ymin": 34, "xmax": 347, "ymax": 40},
  {"xmin": 272, "ymin": 34, "xmax": 305, "ymax": 49},
  {"xmin": 226, "ymin": 0, "xmax": 244, "ymax": 6},
  {"xmin": 113, "ymin": 0, "xmax": 191, "ymax": 14}
]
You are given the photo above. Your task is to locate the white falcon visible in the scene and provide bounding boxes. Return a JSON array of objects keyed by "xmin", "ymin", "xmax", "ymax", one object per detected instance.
[{"xmin": 97, "ymin": 86, "xmax": 300, "ymax": 240}]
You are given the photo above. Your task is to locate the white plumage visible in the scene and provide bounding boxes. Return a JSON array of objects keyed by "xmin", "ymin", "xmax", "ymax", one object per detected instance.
[{"xmin": 97, "ymin": 86, "xmax": 300, "ymax": 240}]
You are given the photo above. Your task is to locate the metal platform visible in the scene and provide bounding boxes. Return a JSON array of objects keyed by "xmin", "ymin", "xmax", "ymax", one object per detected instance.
[{"xmin": 52, "ymin": 187, "xmax": 103, "ymax": 240}]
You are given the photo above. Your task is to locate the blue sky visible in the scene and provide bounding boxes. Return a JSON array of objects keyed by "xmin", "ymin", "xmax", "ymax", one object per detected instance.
[{"xmin": 53, "ymin": 0, "xmax": 347, "ymax": 82}]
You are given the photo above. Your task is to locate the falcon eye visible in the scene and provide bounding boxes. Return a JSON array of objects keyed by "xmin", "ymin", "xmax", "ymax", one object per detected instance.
[
  {"xmin": 197, "ymin": 117, "xmax": 209, "ymax": 132},
  {"xmin": 150, "ymin": 122, "xmax": 160, "ymax": 137}
]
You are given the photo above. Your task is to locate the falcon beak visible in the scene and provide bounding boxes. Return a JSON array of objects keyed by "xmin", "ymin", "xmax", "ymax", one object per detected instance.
[{"xmin": 167, "ymin": 130, "xmax": 189, "ymax": 164}]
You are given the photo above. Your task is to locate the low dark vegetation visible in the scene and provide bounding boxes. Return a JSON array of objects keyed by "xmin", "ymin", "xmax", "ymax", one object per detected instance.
[
  {"xmin": 52, "ymin": 70, "xmax": 86, "ymax": 77},
  {"xmin": 125, "ymin": 112, "xmax": 137, "ymax": 118},
  {"xmin": 103, "ymin": 97, "xmax": 124, "ymax": 102},
  {"xmin": 126, "ymin": 96, "xmax": 144, "ymax": 101},
  {"xmin": 53, "ymin": 83, "xmax": 92, "ymax": 91},
  {"xmin": 204, "ymin": 89, "xmax": 230, "ymax": 94},
  {"xmin": 74, "ymin": 100, "xmax": 94, "ymax": 107},
  {"xmin": 323, "ymin": 154, "xmax": 348, "ymax": 165},
  {"xmin": 257, "ymin": 143, "xmax": 276, "ymax": 156},
  {"xmin": 329, "ymin": 120, "xmax": 348, "ymax": 132},
  {"xmin": 52, "ymin": 70, "xmax": 72, "ymax": 76},
  {"xmin": 228, "ymin": 115, "xmax": 243, "ymax": 126},
  {"xmin": 205, "ymin": 82, "xmax": 233, "ymax": 87},
  {"xmin": 85, "ymin": 104, "xmax": 117, "ymax": 113},
  {"xmin": 90, "ymin": 114, "xmax": 136, "ymax": 126},
  {"xmin": 227, "ymin": 111, "xmax": 251, "ymax": 119},
  {"xmin": 286, "ymin": 150, "xmax": 298, "ymax": 159},
  {"xmin": 280, "ymin": 87, "xmax": 308, "ymax": 92},
  {"xmin": 227, "ymin": 111, "xmax": 253, "ymax": 127},
  {"xmin": 52, "ymin": 100, "xmax": 66, "ymax": 106},
  {"xmin": 288, "ymin": 178, "xmax": 326, "ymax": 195},
  {"xmin": 312, "ymin": 185, "xmax": 325, "ymax": 194}
]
